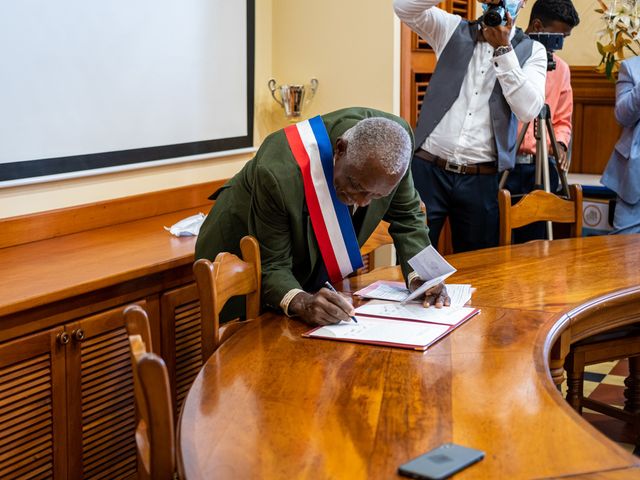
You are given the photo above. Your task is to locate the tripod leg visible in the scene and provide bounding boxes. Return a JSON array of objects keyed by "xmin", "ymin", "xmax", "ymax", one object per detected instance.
[
  {"xmin": 545, "ymin": 115, "xmax": 570, "ymax": 198},
  {"xmin": 535, "ymin": 115, "xmax": 553, "ymax": 239},
  {"xmin": 498, "ymin": 170, "xmax": 509, "ymax": 190}
]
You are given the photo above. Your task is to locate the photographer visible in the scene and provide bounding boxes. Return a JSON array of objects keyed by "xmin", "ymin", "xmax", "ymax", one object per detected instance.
[
  {"xmin": 505, "ymin": 0, "xmax": 580, "ymax": 242},
  {"xmin": 394, "ymin": 0, "xmax": 546, "ymax": 253}
]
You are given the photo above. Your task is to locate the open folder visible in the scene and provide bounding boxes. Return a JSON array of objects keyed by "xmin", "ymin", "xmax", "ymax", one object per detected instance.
[{"xmin": 303, "ymin": 306, "xmax": 479, "ymax": 351}]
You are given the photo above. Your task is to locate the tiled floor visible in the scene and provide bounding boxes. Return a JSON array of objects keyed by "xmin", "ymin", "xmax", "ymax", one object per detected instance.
[{"xmin": 562, "ymin": 359, "xmax": 638, "ymax": 455}]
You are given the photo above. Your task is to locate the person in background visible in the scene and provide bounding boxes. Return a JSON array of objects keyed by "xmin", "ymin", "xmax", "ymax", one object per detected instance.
[
  {"xmin": 602, "ymin": 56, "xmax": 640, "ymax": 234},
  {"xmin": 394, "ymin": 0, "xmax": 547, "ymax": 253},
  {"xmin": 505, "ymin": 0, "xmax": 580, "ymax": 242},
  {"xmin": 196, "ymin": 107, "xmax": 449, "ymax": 327}
]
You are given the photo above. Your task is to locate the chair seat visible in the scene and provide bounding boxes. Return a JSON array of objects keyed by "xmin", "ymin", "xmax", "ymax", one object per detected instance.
[{"xmin": 574, "ymin": 324, "xmax": 640, "ymax": 347}]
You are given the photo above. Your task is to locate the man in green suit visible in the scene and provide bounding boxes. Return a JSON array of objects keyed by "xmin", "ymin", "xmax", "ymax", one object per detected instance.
[{"xmin": 196, "ymin": 107, "xmax": 448, "ymax": 326}]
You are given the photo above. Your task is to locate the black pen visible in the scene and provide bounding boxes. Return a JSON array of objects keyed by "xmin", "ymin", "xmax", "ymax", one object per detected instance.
[{"xmin": 323, "ymin": 281, "xmax": 358, "ymax": 323}]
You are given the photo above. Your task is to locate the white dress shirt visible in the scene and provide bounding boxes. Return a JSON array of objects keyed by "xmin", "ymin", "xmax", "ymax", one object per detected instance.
[{"xmin": 394, "ymin": 0, "xmax": 547, "ymax": 165}]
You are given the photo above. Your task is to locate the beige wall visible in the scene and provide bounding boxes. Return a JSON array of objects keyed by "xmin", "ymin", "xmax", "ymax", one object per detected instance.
[{"xmin": 269, "ymin": 0, "xmax": 397, "ymax": 131}]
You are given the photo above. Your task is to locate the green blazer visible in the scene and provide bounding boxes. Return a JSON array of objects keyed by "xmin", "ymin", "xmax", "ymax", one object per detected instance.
[{"xmin": 195, "ymin": 107, "xmax": 430, "ymax": 312}]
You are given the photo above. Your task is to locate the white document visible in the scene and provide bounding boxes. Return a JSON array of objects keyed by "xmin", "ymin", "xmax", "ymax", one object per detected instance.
[
  {"xmin": 353, "ymin": 281, "xmax": 410, "ymax": 301},
  {"xmin": 307, "ymin": 316, "xmax": 451, "ymax": 350},
  {"xmin": 405, "ymin": 245, "xmax": 456, "ymax": 303},
  {"xmin": 354, "ymin": 303, "xmax": 476, "ymax": 326},
  {"xmin": 354, "ymin": 280, "xmax": 472, "ymax": 307},
  {"xmin": 447, "ymin": 284, "xmax": 472, "ymax": 307}
]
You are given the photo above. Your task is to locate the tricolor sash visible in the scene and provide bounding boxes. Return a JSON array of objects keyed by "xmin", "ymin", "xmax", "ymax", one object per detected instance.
[{"xmin": 284, "ymin": 116, "xmax": 363, "ymax": 283}]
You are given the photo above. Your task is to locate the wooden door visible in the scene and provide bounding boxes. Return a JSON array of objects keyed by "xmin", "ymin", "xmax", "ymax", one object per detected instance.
[
  {"xmin": 66, "ymin": 304, "xmax": 144, "ymax": 480},
  {"xmin": 0, "ymin": 328, "xmax": 67, "ymax": 479},
  {"xmin": 160, "ymin": 283, "xmax": 203, "ymax": 416}
]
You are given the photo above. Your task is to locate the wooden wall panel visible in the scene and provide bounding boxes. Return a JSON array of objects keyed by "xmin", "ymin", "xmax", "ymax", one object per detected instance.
[{"xmin": 569, "ymin": 67, "xmax": 620, "ymax": 175}]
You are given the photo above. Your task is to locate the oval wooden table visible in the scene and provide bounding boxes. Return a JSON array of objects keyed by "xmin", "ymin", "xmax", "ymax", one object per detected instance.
[{"xmin": 179, "ymin": 235, "xmax": 640, "ymax": 479}]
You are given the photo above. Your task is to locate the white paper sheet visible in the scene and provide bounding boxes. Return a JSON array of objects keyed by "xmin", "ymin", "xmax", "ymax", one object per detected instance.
[
  {"xmin": 307, "ymin": 316, "xmax": 451, "ymax": 350},
  {"xmin": 404, "ymin": 245, "xmax": 456, "ymax": 303},
  {"xmin": 354, "ymin": 281, "xmax": 472, "ymax": 307},
  {"xmin": 354, "ymin": 281, "xmax": 410, "ymax": 301},
  {"xmin": 447, "ymin": 284, "xmax": 472, "ymax": 307},
  {"xmin": 354, "ymin": 303, "xmax": 476, "ymax": 326}
]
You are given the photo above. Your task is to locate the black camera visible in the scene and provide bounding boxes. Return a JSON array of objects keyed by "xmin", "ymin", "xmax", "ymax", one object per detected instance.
[
  {"xmin": 481, "ymin": 0, "xmax": 507, "ymax": 27},
  {"xmin": 528, "ymin": 33, "xmax": 564, "ymax": 71}
]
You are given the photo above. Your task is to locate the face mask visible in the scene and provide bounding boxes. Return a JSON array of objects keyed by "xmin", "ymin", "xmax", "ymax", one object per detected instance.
[{"xmin": 505, "ymin": 0, "xmax": 524, "ymax": 19}]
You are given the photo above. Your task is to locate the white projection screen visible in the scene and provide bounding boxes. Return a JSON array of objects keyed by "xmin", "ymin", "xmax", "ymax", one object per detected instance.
[{"xmin": 0, "ymin": 0, "xmax": 254, "ymax": 186}]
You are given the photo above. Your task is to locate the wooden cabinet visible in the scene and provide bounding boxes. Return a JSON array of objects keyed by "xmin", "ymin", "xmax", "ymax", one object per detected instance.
[
  {"xmin": 65, "ymin": 304, "xmax": 146, "ymax": 480},
  {"xmin": 161, "ymin": 284, "xmax": 204, "ymax": 415},
  {"xmin": 0, "ymin": 302, "xmax": 154, "ymax": 479},
  {"xmin": 0, "ymin": 329, "xmax": 67, "ymax": 479}
]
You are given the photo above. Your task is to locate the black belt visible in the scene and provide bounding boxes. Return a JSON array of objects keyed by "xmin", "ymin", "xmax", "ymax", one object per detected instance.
[{"xmin": 414, "ymin": 149, "xmax": 498, "ymax": 175}]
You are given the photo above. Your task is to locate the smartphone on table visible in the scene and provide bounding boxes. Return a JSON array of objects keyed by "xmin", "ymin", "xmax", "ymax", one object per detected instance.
[{"xmin": 398, "ymin": 443, "xmax": 485, "ymax": 480}]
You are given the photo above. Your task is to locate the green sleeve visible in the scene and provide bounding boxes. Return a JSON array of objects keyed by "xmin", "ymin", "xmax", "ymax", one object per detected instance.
[
  {"xmin": 247, "ymin": 164, "xmax": 302, "ymax": 310},
  {"xmin": 383, "ymin": 167, "xmax": 431, "ymax": 283}
]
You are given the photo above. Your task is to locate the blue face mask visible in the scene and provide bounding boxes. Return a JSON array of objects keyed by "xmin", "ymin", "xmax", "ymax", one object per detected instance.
[{"xmin": 481, "ymin": 0, "xmax": 523, "ymax": 25}]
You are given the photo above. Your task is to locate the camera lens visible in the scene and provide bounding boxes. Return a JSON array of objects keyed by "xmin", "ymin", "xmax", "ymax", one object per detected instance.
[{"xmin": 483, "ymin": 7, "xmax": 503, "ymax": 27}]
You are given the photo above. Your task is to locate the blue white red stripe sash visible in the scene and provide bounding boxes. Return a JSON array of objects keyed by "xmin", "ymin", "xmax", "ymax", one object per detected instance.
[{"xmin": 284, "ymin": 116, "xmax": 363, "ymax": 283}]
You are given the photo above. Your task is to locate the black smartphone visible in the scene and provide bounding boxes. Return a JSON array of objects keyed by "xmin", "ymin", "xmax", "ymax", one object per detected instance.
[{"xmin": 398, "ymin": 443, "xmax": 485, "ymax": 480}]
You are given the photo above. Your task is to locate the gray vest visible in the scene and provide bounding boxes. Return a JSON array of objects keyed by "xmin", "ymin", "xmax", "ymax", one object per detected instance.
[{"xmin": 414, "ymin": 21, "xmax": 534, "ymax": 172}]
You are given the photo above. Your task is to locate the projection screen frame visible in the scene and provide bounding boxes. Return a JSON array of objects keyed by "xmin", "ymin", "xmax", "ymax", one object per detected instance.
[{"xmin": 0, "ymin": 0, "xmax": 255, "ymax": 188}]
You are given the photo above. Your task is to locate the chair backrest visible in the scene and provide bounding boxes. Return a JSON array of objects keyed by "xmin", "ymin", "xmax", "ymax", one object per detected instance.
[
  {"xmin": 193, "ymin": 235, "xmax": 261, "ymax": 360},
  {"xmin": 124, "ymin": 305, "xmax": 176, "ymax": 480},
  {"xmin": 499, "ymin": 184, "xmax": 583, "ymax": 246}
]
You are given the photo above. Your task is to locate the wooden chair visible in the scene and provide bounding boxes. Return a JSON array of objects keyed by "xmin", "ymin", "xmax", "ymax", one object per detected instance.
[
  {"xmin": 193, "ymin": 235, "xmax": 261, "ymax": 361},
  {"xmin": 498, "ymin": 184, "xmax": 583, "ymax": 246},
  {"xmin": 564, "ymin": 329, "xmax": 640, "ymax": 441},
  {"xmin": 124, "ymin": 305, "xmax": 177, "ymax": 480}
]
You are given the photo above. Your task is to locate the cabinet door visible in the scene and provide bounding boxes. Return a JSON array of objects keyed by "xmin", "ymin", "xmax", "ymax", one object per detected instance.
[
  {"xmin": 66, "ymin": 303, "xmax": 145, "ymax": 480},
  {"xmin": 0, "ymin": 329, "xmax": 66, "ymax": 479},
  {"xmin": 161, "ymin": 283, "xmax": 203, "ymax": 415}
]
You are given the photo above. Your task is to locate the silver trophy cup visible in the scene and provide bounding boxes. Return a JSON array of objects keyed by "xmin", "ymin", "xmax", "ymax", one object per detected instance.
[{"xmin": 268, "ymin": 78, "xmax": 319, "ymax": 119}]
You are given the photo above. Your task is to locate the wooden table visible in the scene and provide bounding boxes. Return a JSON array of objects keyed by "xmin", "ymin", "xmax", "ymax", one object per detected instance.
[{"xmin": 179, "ymin": 235, "xmax": 640, "ymax": 479}]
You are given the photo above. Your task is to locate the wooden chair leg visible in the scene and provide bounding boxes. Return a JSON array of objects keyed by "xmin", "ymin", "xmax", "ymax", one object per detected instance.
[
  {"xmin": 565, "ymin": 351, "xmax": 585, "ymax": 414},
  {"xmin": 624, "ymin": 355, "xmax": 640, "ymax": 414},
  {"xmin": 550, "ymin": 334, "xmax": 569, "ymax": 388}
]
